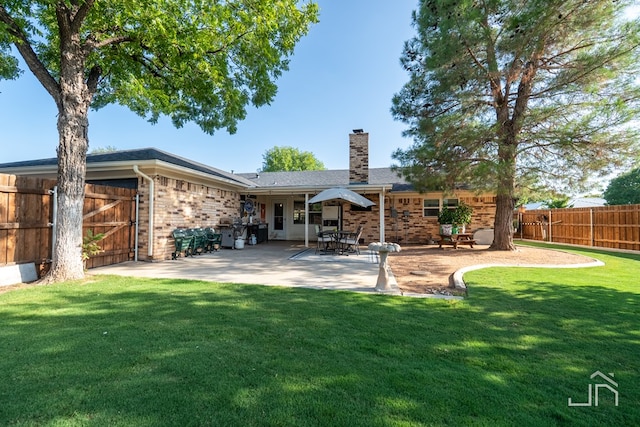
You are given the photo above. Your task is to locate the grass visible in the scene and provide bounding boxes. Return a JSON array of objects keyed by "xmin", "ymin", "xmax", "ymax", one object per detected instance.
[{"xmin": 0, "ymin": 243, "xmax": 638, "ymax": 426}]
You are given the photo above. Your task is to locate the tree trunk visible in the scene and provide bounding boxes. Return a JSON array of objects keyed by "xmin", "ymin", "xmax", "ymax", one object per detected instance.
[
  {"xmin": 42, "ymin": 22, "xmax": 91, "ymax": 283},
  {"xmin": 490, "ymin": 142, "xmax": 517, "ymax": 251},
  {"xmin": 491, "ymin": 193, "xmax": 516, "ymax": 250},
  {"xmin": 46, "ymin": 107, "xmax": 88, "ymax": 282}
]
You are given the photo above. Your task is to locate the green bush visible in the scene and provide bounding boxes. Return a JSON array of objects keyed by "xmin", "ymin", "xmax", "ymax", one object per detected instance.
[{"xmin": 82, "ymin": 229, "xmax": 105, "ymax": 261}]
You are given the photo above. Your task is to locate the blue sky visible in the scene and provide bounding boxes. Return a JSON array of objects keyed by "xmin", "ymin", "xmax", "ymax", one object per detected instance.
[{"xmin": 0, "ymin": 1, "xmax": 419, "ymax": 174}]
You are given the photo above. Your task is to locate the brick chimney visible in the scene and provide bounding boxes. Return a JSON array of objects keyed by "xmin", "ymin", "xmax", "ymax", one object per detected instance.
[{"xmin": 349, "ymin": 129, "xmax": 369, "ymax": 184}]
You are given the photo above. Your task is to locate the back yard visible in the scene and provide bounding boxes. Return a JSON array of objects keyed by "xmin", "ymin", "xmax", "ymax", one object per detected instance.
[{"xmin": 0, "ymin": 243, "xmax": 638, "ymax": 426}]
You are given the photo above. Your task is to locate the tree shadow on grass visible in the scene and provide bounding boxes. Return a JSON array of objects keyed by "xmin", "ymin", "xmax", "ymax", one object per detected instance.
[{"xmin": 0, "ymin": 276, "xmax": 638, "ymax": 426}]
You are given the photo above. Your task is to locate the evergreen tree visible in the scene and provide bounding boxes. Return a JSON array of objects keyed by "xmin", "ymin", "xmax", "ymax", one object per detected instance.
[{"xmin": 392, "ymin": 0, "xmax": 640, "ymax": 250}]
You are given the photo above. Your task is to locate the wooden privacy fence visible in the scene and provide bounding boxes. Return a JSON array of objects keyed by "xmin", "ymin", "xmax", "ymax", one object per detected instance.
[
  {"xmin": 517, "ymin": 205, "xmax": 640, "ymax": 251},
  {"xmin": 0, "ymin": 173, "xmax": 137, "ymax": 277}
]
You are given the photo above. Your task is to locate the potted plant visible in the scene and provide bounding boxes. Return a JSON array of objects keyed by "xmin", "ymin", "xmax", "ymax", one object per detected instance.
[
  {"xmin": 451, "ymin": 202, "xmax": 473, "ymax": 234},
  {"xmin": 437, "ymin": 207, "xmax": 456, "ymax": 235}
]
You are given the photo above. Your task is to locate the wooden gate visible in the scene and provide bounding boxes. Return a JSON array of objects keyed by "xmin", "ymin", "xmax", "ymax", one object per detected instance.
[
  {"xmin": 1, "ymin": 174, "xmax": 137, "ymax": 276},
  {"xmin": 82, "ymin": 183, "xmax": 137, "ymax": 269}
]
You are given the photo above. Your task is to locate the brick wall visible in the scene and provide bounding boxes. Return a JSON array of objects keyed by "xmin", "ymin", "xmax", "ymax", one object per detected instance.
[
  {"xmin": 136, "ymin": 175, "xmax": 240, "ymax": 260},
  {"xmin": 349, "ymin": 132, "xmax": 369, "ymax": 184},
  {"xmin": 340, "ymin": 191, "xmax": 496, "ymax": 245},
  {"xmin": 383, "ymin": 192, "xmax": 496, "ymax": 244}
]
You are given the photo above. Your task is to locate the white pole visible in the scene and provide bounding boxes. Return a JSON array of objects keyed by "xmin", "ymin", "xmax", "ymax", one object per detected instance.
[
  {"xmin": 304, "ymin": 193, "xmax": 309, "ymax": 248},
  {"xmin": 133, "ymin": 165, "xmax": 154, "ymax": 258},
  {"xmin": 49, "ymin": 186, "xmax": 58, "ymax": 264},
  {"xmin": 134, "ymin": 194, "xmax": 140, "ymax": 261}
]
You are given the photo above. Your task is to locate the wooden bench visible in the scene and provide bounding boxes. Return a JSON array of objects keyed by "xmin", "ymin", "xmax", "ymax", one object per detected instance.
[{"xmin": 438, "ymin": 233, "xmax": 476, "ymax": 249}]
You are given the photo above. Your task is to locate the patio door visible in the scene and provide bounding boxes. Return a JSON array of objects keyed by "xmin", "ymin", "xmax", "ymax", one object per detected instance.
[{"xmin": 272, "ymin": 201, "xmax": 286, "ymax": 240}]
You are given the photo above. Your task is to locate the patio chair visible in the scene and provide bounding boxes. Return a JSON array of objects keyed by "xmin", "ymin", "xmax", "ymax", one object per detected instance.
[
  {"xmin": 171, "ymin": 229, "xmax": 194, "ymax": 259},
  {"xmin": 315, "ymin": 224, "xmax": 335, "ymax": 254},
  {"xmin": 340, "ymin": 225, "xmax": 364, "ymax": 255},
  {"xmin": 204, "ymin": 227, "xmax": 222, "ymax": 252},
  {"xmin": 187, "ymin": 228, "xmax": 208, "ymax": 255}
]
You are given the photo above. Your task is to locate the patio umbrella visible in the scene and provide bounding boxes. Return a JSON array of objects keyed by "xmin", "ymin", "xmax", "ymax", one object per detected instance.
[{"xmin": 308, "ymin": 187, "xmax": 375, "ymax": 208}]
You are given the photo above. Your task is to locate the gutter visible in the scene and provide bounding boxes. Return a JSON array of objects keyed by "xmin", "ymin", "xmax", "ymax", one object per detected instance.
[{"xmin": 133, "ymin": 165, "xmax": 154, "ymax": 258}]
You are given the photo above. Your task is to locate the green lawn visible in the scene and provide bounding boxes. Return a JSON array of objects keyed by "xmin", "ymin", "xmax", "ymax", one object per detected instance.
[{"xmin": 0, "ymin": 243, "xmax": 638, "ymax": 426}]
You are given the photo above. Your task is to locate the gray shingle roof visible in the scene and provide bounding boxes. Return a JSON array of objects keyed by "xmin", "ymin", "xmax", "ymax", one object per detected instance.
[
  {"xmin": 0, "ymin": 148, "xmax": 416, "ymax": 191},
  {"xmin": 0, "ymin": 147, "xmax": 255, "ymax": 187},
  {"xmin": 237, "ymin": 168, "xmax": 411, "ymax": 190}
]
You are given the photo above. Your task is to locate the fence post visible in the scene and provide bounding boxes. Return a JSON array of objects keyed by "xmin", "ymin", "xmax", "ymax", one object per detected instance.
[
  {"xmin": 49, "ymin": 186, "xmax": 58, "ymax": 264},
  {"xmin": 134, "ymin": 193, "xmax": 139, "ymax": 261},
  {"xmin": 590, "ymin": 208, "xmax": 594, "ymax": 247},
  {"xmin": 548, "ymin": 210, "xmax": 552, "ymax": 242}
]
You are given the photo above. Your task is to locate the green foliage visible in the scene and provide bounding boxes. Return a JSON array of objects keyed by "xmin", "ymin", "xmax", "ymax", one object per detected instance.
[
  {"xmin": 604, "ymin": 167, "xmax": 640, "ymax": 205},
  {"xmin": 438, "ymin": 201, "xmax": 474, "ymax": 225},
  {"xmin": 542, "ymin": 196, "xmax": 573, "ymax": 209},
  {"xmin": 89, "ymin": 145, "xmax": 118, "ymax": 154},
  {"xmin": 437, "ymin": 206, "xmax": 455, "ymax": 224},
  {"xmin": 452, "ymin": 201, "xmax": 473, "ymax": 225},
  {"xmin": 0, "ymin": 1, "xmax": 319, "ymax": 135},
  {"xmin": 82, "ymin": 229, "xmax": 104, "ymax": 261},
  {"xmin": 392, "ymin": 0, "xmax": 640, "ymax": 246},
  {"xmin": 261, "ymin": 146, "xmax": 325, "ymax": 172}
]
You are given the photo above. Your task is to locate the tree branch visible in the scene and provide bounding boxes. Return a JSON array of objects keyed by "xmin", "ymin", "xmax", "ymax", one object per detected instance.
[
  {"xmin": 0, "ymin": 5, "xmax": 61, "ymax": 106},
  {"xmin": 70, "ymin": 0, "xmax": 95, "ymax": 34}
]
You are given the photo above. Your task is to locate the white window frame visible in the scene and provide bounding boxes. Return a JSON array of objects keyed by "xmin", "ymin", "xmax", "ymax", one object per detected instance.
[{"xmin": 423, "ymin": 198, "xmax": 459, "ymax": 217}]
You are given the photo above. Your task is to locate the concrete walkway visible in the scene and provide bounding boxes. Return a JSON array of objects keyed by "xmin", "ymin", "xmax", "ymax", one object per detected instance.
[{"xmin": 91, "ymin": 241, "xmax": 404, "ymax": 296}]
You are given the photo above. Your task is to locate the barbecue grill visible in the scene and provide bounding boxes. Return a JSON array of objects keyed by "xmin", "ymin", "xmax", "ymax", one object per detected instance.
[{"xmin": 220, "ymin": 218, "xmax": 246, "ymax": 248}]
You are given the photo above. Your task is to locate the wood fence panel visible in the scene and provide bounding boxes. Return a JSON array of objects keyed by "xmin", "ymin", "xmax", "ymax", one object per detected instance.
[
  {"xmin": 1, "ymin": 174, "xmax": 136, "ymax": 276},
  {"xmin": 0, "ymin": 175, "xmax": 56, "ymax": 272},
  {"xmin": 521, "ymin": 205, "xmax": 640, "ymax": 251},
  {"xmin": 0, "ymin": 175, "xmax": 9, "ymax": 264}
]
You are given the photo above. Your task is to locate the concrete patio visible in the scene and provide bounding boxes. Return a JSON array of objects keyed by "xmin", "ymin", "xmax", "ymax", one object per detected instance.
[{"xmin": 90, "ymin": 241, "xmax": 402, "ymax": 295}]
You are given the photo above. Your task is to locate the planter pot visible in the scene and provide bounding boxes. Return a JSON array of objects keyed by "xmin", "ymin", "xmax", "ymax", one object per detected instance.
[{"xmin": 440, "ymin": 224, "xmax": 453, "ymax": 236}]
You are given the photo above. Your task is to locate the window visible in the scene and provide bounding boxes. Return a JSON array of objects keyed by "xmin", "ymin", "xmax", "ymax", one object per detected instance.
[
  {"xmin": 423, "ymin": 199, "xmax": 440, "ymax": 217},
  {"xmin": 444, "ymin": 198, "xmax": 459, "ymax": 209},
  {"xmin": 423, "ymin": 198, "xmax": 459, "ymax": 217},
  {"xmin": 293, "ymin": 201, "xmax": 322, "ymax": 225}
]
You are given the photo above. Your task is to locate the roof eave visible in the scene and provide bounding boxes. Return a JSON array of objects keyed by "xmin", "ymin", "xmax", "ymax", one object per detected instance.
[{"xmin": 0, "ymin": 159, "xmax": 255, "ymax": 190}]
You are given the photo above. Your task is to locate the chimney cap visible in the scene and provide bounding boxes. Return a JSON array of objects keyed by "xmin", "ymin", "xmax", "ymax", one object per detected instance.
[{"xmin": 352, "ymin": 128, "xmax": 364, "ymax": 134}]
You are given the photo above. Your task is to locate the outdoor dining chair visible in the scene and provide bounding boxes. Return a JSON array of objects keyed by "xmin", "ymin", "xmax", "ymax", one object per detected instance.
[
  {"xmin": 315, "ymin": 224, "xmax": 335, "ymax": 254},
  {"xmin": 339, "ymin": 225, "xmax": 364, "ymax": 255}
]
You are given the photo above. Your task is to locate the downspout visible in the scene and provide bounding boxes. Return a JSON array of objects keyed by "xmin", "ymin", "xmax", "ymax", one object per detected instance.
[{"xmin": 133, "ymin": 165, "xmax": 154, "ymax": 258}]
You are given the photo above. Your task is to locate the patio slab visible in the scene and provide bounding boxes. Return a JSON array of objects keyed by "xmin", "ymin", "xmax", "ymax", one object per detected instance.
[{"xmin": 90, "ymin": 241, "xmax": 402, "ymax": 295}]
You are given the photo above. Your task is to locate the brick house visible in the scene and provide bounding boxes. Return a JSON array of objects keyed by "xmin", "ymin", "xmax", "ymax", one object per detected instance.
[{"xmin": 0, "ymin": 131, "xmax": 496, "ymax": 262}]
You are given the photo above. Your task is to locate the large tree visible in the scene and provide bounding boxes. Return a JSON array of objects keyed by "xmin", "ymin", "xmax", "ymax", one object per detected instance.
[
  {"xmin": 261, "ymin": 146, "xmax": 325, "ymax": 172},
  {"xmin": 0, "ymin": 1, "xmax": 318, "ymax": 281},
  {"xmin": 604, "ymin": 167, "xmax": 640, "ymax": 205},
  {"xmin": 392, "ymin": 0, "xmax": 640, "ymax": 250}
]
